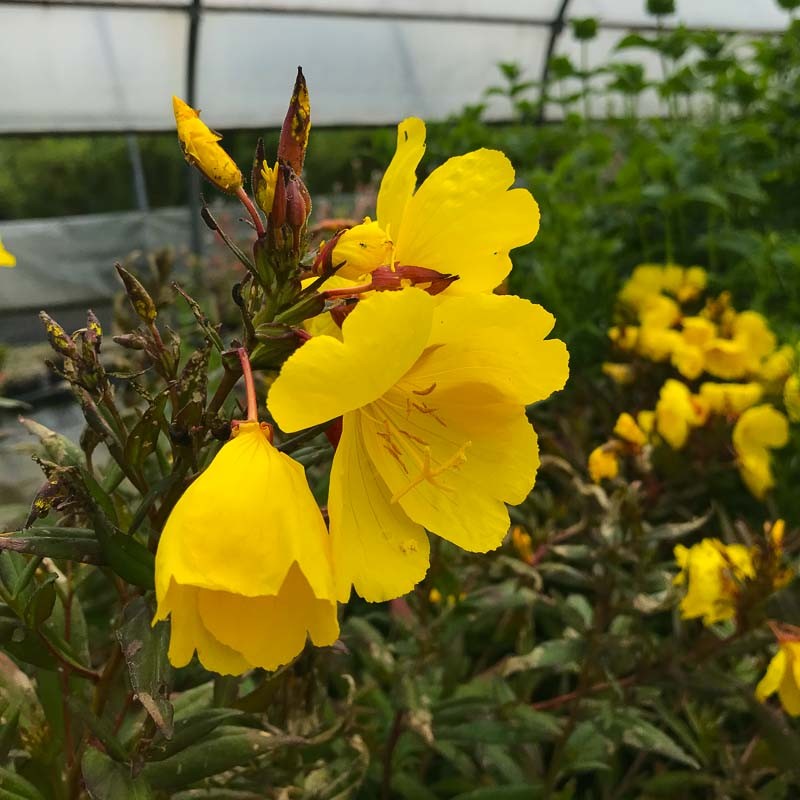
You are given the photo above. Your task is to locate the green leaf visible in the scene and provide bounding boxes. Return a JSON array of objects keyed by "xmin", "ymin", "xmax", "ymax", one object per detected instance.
[
  {"xmin": 140, "ymin": 726, "xmax": 305, "ymax": 790},
  {"xmin": 91, "ymin": 512, "xmax": 154, "ymax": 589},
  {"xmin": 451, "ymin": 786, "xmax": 545, "ymax": 800},
  {"xmin": 116, "ymin": 597, "xmax": 173, "ymax": 738},
  {"xmin": 0, "ymin": 532, "xmax": 102, "ymax": 564},
  {"xmin": 81, "ymin": 747, "xmax": 153, "ymax": 800},
  {"xmin": 501, "ymin": 639, "xmax": 583, "ymax": 677},
  {"xmin": 147, "ymin": 709, "xmax": 246, "ymax": 761},
  {"xmin": 0, "ymin": 766, "xmax": 46, "ymax": 800},
  {"xmin": 618, "ymin": 710, "xmax": 700, "ymax": 768}
]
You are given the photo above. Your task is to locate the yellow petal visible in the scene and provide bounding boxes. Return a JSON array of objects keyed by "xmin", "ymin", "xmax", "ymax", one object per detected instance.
[
  {"xmin": 396, "ymin": 149, "xmax": 539, "ymax": 294},
  {"xmin": 588, "ymin": 446, "xmax": 619, "ymax": 482},
  {"xmin": 0, "ymin": 238, "xmax": 16, "ymax": 268},
  {"xmin": 613, "ymin": 412, "xmax": 647, "ymax": 446},
  {"xmin": 362, "ymin": 383, "xmax": 539, "ymax": 552},
  {"xmin": 418, "ymin": 293, "xmax": 569, "ymax": 406},
  {"xmin": 376, "ymin": 117, "xmax": 426, "ymax": 237},
  {"xmin": 268, "ymin": 288, "xmax": 433, "ymax": 432},
  {"xmin": 733, "ymin": 405, "xmax": 790, "ymax": 452},
  {"xmin": 328, "ymin": 413, "xmax": 430, "ymax": 602},
  {"xmin": 779, "ymin": 658, "xmax": 800, "ymax": 716},
  {"xmin": 196, "ymin": 563, "xmax": 339, "ymax": 671},
  {"xmin": 736, "ymin": 447, "xmax": 774, "ymax": 499},
  {"xmin": 756, "ymin": 648, "xmax": 787, "ymax": 701},
  {"xmin": 161, "ymin": 581, "xmax": 252, "ymax": 675},
  {"xmin": 155, "ymin": 423, "xmax": 334, "ymax": 601},
  {"xmin": 331, "ymin": 219, "xmax": 393, "ymax": 280}
]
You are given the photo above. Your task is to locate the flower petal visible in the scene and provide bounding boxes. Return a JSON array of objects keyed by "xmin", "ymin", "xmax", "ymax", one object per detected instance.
[
  {"xmin": 197, "ymin": 563, "xmax": 339, "ymax": 671},
  {"xmin": 413, "ymin": 294, "xmax": 569, "ymax": 406},
  {"xmin": 756, "ymin": 648, "xmax": 786, "ymax": 701},
  {"xmin": 328, "ymin": 412, "xmax": 430, "ymax": 602},
  {"xmin": 268, "ymin": 288, "xmax": 433, "ymax": 432},
  {"xmin": 362, "ymin": 384, "xmax": 538, "ymax": 553},
  {"xmin": 332, "ymin": 220, "xmax": 393, "ymax": 279},
  {"xmin": 376, "ymin": 117, "xmax": 426, "ymax": 238},
  {"xmin": 396, "ymin": 149, "xmax": 539, "ymax": 293}
]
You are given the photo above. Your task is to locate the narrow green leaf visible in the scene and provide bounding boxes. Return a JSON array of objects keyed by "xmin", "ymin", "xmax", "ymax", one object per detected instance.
[{"xmin": 81, "ymin": 747, "xmax": 153, "ymax": 800}]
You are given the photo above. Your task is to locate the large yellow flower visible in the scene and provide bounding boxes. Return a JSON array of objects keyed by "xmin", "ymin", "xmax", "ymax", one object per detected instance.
[
  {"xmin": 329, "ymin": 118, "xmax": 539, "ymax": 294},
  {"xmin": 268, "ymin": 288, "xmax": 568, "ymax": 602},
  {"xmin": 154, "ymin": 421, "xmax": 338, "ymax": 675},
  {"xmin": 172, "ymin": 96, "xmax": 243, "ymax": 194}
]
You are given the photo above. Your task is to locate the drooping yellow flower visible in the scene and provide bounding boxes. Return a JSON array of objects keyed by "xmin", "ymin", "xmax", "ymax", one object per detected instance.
[
  {"xmin": 699, "ymin": 381, "xmax": 763, "ymax": 415},
  {"xmin": 0, "ymin": 238, "xmax": 16, "ymax": 268},
  {"xmin": 268, "ymin": 288, "xmax": 569, "ymax": 602},
  {"xmin": 756, "ymin": 632, "xmax": 800, "ymax": 716},
  {"xmin": 172, "ymin": 96, "xmax": 243, "ymax": 194},
  {"xmin": 655, "ymin": 379, "xmax": 704, "ymax": 449},
  {"xmin": 588, "ymin": 445, "xmax": 619, "ymax": 482},
  {"xmin": 613, "ymin": 412, "xmax": 647, "ymax": 447},
  {"xmin": 329, "ymin": 118, "xmax": 539, "ymax": 293},
  {"xmin": 673, "ymin": 539, "xmax": 754, "ymax": 625},
  {"xmin": 154, "ymin": 420, "xmax": 338, "ymax": 674},
  {"xmin": 733, "ymin": 404, "xmax": 789, "ymax": 499}
]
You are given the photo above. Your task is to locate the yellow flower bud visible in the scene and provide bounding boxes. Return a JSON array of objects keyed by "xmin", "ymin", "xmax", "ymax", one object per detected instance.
[
  {"xmin": 172, "ymin": 96, "xmax": 242, "ymax": 194},
  {"xmin": 588, "ymin": 445, "xmax": 619, "ymax": 482},
  {"xmin": 613, "ymin": 412, "xmax": 647, "ymax": 447}
]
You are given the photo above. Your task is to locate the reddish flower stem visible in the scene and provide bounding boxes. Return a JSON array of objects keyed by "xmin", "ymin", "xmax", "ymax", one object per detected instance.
[
  {"xmin": 236, "ymin": 186, "xmax": 265, "ymax": 237},
  {"xmin": 236, "ymin": 347, "xmax": 258, "ymax": 422}
]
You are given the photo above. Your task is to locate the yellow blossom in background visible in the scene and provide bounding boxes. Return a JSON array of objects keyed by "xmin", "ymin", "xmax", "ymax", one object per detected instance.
[
  {"xmin": 602, "ymin": 362, "xmax": 635, "ymax": 384},
  {"xmin": 655, "ymin": 379, "xmax": 704, "ymax": 449},
  {"xmin": 733, "ymin": 310, "xmax": 776, "ymax": 368},
  {"xmin": 638, "ymin": 326, "xmax": 681, "ymax": 362},
  {"xmin": 511, "ymin": 526, "xmax": 535, "ymax": 563},
  {"xmin": 328, "ymin": 117, "xmax": 539, "ymax": 293},
  {"xmin": 681, "ymin": 316, "xmax": 717, "ymax": 347},
  {"xmin": 760, "ymin": 346, "xmax": 795, "ymax": 384},
  {"xmin": 673, "ymin": 539, "xmax": 754, "ymax": 625},
  {"xmin": 699, "ymin": 381, "xmax": 763, "ymax": 415},
  {"xmin": 785, "ymin": 374, "xmax": 800, "ymax": 422},
  {"xmin": 613, "ymin": 412, "xmax": 647, "ymax": 446},
  {"xmin": 756, "ymin": 634, "xmax": 800, "ymax": 716},
  {"xmin": 608, "ymin": 325, "xmax": 639, "ymax": 351},
  {"xmin": 733, "ymin": 404, "xmax": 789, "ymax": 499},
  {"xmin": 268, "ymin": 288, "xmax": 569, "ymax": 602},
  {"xmin": 589, "ymin": 445, "xmax": 619, "ymax": 482},
  {"xmin": 637, "ymin": 410, "xmax": 655, "ymax": 435},
  {"xmin": 0, "ymin": 238, "xmax": 16, "ymax": 268},
  {"xmin": 639, "ymin": 294, "xmax": 681, "ymax": 329},
  {"xmin": 154, "ymin": 421, "xmax": 339, "ymax": 674},
  {"xmin": 172, "ymin": 96, "xmax": 243, "ymax": 194},
  {"xmin": 671, "ymin": 339, "xmax": 705, "ymax": 380},
  {"xmin": 703, "ymin": 337, "xmax": 749, "ymax": 380}
]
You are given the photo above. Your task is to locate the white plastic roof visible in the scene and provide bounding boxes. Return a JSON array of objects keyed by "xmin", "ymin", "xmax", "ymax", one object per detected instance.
[{"xmin": 0, "ymin": 0, "xmax": 791, "ymax": 134}]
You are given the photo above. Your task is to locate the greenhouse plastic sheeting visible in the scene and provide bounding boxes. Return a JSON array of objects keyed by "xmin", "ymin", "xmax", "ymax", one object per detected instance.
[{"xmin": 1, "ymin": 0, "xmax": 791, "ymax": 134}]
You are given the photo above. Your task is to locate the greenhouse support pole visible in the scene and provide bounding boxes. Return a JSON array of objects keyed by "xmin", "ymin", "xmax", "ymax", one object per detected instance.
[
  {"xmin": 186, "ymin": 0, "xmax": 203, "ymax": 256},
  {"xmin": 126, "ymin": 134, "xmax": 149, "ymax": 213},
  {"xmin": 537, "ymin": 0, "xmax": 572, "ymax": 123}
]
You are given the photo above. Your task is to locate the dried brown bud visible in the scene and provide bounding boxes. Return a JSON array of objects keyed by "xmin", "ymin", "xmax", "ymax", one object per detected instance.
[{"xmin": 113, "ymin": 333, "xmax": 148, "ymax": 351}]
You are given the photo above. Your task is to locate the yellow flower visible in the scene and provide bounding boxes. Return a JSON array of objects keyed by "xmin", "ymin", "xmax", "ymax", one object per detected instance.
[
  {"xmin": 760, "ymin": 345, "xmax": 795, "ymax": 384},
  {"xmin": 733, "ymin": 310, "xmax": 776, "ymax": 366},
  {"xmin": 0, "ymin": 238, "xmax": 16, "ymax": 268},
  {"xmin": 154, "ymin": 421, "xmax": 338, "ymax": 674},
  {"xmin": 785, "ymin": 374, "xmax": 800, "ymax": 422},
  {"xmin": 699, "ymin": 382, "xmax": 763, "ymax": 415},
  {"xmin": 655, "ymin": 379, "xmax": 704, "ymax": 449},
  {"xmin": 327, "ymin": 117, "xmax": 539, "ymax": 293},
  {"xmin": 602, "ymin": 362, "xmax": 635, "ymax": 384},
  {"xmin": 256, "ymin": 160, "xmax": 279, "ymax": 215},
  {"xmin": 613, "ymin": 412, "xmax": 647, "ymax": 446},
  {"xmin": 733, "ymin": 404, "xmax": 790, "ymax": 499},
  {"xmin": 681, "ymin": 316, "xmax": 716, "ymax": 347},
  {"xmin": 756, "ymin": 634, "xmax": 800, "ymax": 716},
  {"xmin": 673, "ymin": 539, "xmax": 754, "ymax": 625},
  {"xmin": 268, "ymin": 288, "xmax": 569, "ymax": 601},
  {"xmin": 608, "ymin": 325, "xmax": 639, "ymax": 351},
  {"xmin": 675, "ymin": 266, "xmax": 707, "ymax": 303},
  {"xmin": 703, "ymin": 337, "xmax": 749, "ymax": 380},
  {"xmin": 172, "ymin": 96, "xmax": 243, "ymax": 194},
  {"xmin": 588, "ymin": 445, "xmax": 619, "ymax": 482},
  {"xmin": 671, "ymin": 340, "xmax": 705, "ymax": 380},
  {"xmin": 637, "ymin": 410, "xmax": 655, "ymax": 435},
  {"xmin": 639, "ymin": 294, "xmax": 681, "ymax": 329},
  {"xmin": 637, "ymin": 326, "xmax": 681, "ymax": 362}
]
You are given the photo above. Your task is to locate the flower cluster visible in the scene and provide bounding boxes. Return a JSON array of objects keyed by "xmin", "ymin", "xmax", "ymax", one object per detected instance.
[
  {"xmin": 593, "ymin": 264, "xmax": 797, "ymax": 499},
  {"xmin": 157, "ymin": 77, "xmax": 569, "ymax": 674}
]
